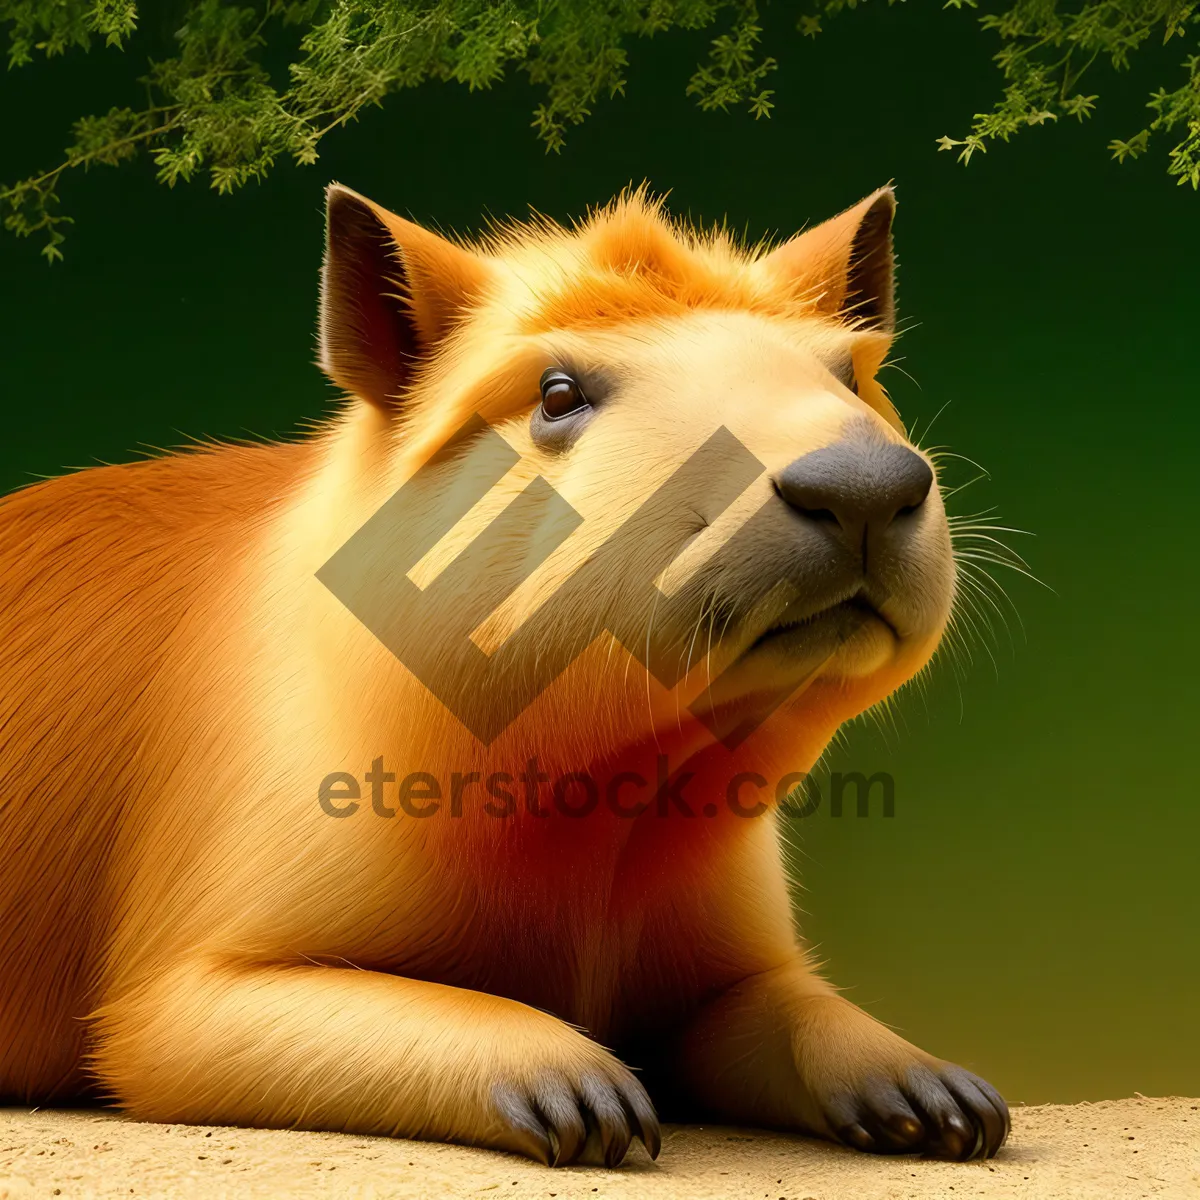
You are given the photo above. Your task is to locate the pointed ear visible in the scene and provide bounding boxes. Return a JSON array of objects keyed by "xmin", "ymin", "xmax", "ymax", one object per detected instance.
[
  {"xmin": 759, "ymin": 186, "xmax": 897, "ymax": 331},
  {"xmin": 318, "ymin": 184, "xmax": 494, "ymax": 408}
]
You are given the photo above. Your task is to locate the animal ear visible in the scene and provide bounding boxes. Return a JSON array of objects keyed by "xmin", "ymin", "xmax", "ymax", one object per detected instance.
[
  {"xmin": 759, "ymin": 186, "xmax": 897, "ymax": 332},
  {"xmin": 318, "ymin": 184, "xmax": 494, "ymax": 408}
]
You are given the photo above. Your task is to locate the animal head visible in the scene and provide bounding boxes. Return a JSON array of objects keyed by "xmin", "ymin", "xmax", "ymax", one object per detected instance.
[{"xmin": 316, "ymin": 185, "xmax": 955, "ymax": 773}]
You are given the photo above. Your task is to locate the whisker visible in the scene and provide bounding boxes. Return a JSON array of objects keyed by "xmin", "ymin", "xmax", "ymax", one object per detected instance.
[
  {"xmin": 956, "ymin": 564, "xmax": 1019, "ymax": 645},
  {"xmin": 951, "ymin": 530, "xmax": 1036, "ymax": 565},
  {"xmin": 927, "ymin": 449, "xmax": 993, "ymax": 478},
  {"xmin": 948, "ymin": 521, "xmax": 1036, "ymax": 539},
  {"xmin": 953, "ymin": 551, "xmax": 1035, "ymax": 578},
  {"xmin": 883, "ymin": 360, "xmax": 922, "ymax": 391},
  {"xmin": 941, "ymin": 472, "xmax": 990, "ymax": 501},
  {"xmin": 948, "ymin": 583, "xmax": 999, "ymax": 675},
  {"xmin": 955, "ymin": 550, "xmax": 1051, "ymax": 591},
  {"xmin": 909, "ymin": 399, "xmax": 953, "ymax": 451},
  {"xmin": 959, "ymin": 557, "xmax": 1026, "ymax": 625},
  {"xmin": 945, "ymin": 504, "xmax": 1002, "ymax": 522}
]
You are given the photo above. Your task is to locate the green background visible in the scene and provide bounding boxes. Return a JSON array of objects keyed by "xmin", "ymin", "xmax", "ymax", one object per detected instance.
[{"xmin": 2, "ymin": 5, "xmax": 1197, "ymax": 1105}]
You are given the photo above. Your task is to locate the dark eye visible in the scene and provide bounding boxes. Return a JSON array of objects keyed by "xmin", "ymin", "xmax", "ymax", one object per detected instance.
[{"xmin": 540, "ymin": 369, "xmax": 589, "ymax": 420}]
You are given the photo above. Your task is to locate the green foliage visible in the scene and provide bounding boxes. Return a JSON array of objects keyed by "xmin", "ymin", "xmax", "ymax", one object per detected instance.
[
  {"xmin": 2, "ymin": 0, "xmax": 1197, "ymax": 260},
  {"xmin": 934, "ymin": 0, "xmax": 1200, "ymax": 190},
  {"xmin": 4, "ymin": 0, "xmax": 137, "ymax": 67}
]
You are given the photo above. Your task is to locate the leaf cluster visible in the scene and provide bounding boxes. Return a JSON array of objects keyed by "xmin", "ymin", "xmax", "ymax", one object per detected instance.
[
  {"xmin": 2, "ymin": 0, "xmax": 1196, "ymax": 260},
  {"xmin": 930, "ymin": 0, "xmax": 1200, "ymax": 189}
]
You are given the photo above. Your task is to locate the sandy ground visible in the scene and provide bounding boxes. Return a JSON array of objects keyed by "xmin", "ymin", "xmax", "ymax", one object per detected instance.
[{"xmin": 0, "ymin": 1097, "xmax": 1195, "ymax": 1200}]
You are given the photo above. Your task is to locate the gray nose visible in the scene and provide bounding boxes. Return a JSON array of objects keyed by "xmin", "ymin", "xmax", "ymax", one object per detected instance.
[{"xmin": 775, "ymin": 438, "xmax": 933, "ymax": 555}]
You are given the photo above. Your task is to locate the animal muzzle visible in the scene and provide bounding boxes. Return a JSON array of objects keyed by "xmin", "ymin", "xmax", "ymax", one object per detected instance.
[{"xmin": 773, "ymin": 433, "xmax": 934, "ymax": 576}]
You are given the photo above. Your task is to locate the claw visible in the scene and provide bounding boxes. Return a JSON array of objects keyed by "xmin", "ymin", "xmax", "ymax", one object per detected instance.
[
  {"xmin": 581, "ymin": 1074, "xmax": 633, "ymax": 1166},
  {"xmin": 818, "ymin": 1062, "xmax": 1009, "ymax": 1163},
  {"xmin": 618, "ymin": 1079, "xmax": 662, "ymax": 1160},
  {"xmin": 492, "ymin": 1083, "xmax": 553, "ymax": 1165},
  {"xmin": 493, "ymin": 1066, "xmax": 660, "ymax": 1168}
]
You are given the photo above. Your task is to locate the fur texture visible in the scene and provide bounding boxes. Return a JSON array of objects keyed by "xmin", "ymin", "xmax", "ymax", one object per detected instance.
[{"xmin": 0, "ymin": 186, "xmax": 1008, "ymax": 1165}]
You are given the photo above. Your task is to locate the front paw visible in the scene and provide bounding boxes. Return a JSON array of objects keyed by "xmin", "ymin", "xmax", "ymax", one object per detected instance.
[
  {"xmin": 490, "ymin": 1057, "xmax": 661, "ymax": 1167},
  {"xmin": 817, "ymin": 1060, "xmax": 1009, "ymax": 1160},
  {"xmin": 790, "ymin": 994, "xmax": 1009, "ymax": 1160}
]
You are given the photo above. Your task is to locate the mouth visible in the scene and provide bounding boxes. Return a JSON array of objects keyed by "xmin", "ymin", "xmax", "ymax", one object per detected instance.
[{"xmin": 747, "ymin": 592, "xmax": 898, "ymax": 659}]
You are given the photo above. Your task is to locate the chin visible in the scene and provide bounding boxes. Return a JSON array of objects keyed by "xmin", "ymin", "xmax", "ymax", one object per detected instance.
[
  {"xmin": 721, "ymin": 611, "xmax": 948, "ymax": 749},
  {"xmin": 817, "ymin": 617, "xmax": 899, "ymax": 679},
  {"xmin": 818, "ymin": 621, "xmax": 948, "ymax": 713}
]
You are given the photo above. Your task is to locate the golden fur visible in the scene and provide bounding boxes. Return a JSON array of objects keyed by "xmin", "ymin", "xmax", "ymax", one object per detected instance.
[{"xmin": 0, "ymin": 185, "xmax": 1007, "ymax": 1165}]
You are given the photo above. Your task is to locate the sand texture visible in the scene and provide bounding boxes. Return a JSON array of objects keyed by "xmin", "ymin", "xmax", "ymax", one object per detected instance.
[{"xmin": 1, "ymin": 1096, "xmax": 1196, "ymax": 1199}]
